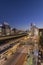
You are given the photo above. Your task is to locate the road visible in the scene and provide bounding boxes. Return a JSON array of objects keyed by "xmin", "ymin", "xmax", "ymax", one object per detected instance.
[
  {"xmin": 0, "ymin": 35, "xmax": 42, "ymax": 65},
  {"xmin": 0, "ymin": 46, "xmax": 27, "ymax": 65},
  {"xmin": 0, "ymin": 36, "xmax": 26, "ymax": 54},
  {"xmin": 2, "ymin": 44, "xmax": 33, "ymax": 65}
]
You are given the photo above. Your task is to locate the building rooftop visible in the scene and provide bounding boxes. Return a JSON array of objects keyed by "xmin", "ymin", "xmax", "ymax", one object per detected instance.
[{"xmin": 3, "ymin": 22, "xmax": 9, "ymax": 25}]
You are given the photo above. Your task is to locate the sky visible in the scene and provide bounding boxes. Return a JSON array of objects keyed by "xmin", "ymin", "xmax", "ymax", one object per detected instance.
[{"xmin": 0, "ymin": 0, "xmax": 43, "ymax": 30}]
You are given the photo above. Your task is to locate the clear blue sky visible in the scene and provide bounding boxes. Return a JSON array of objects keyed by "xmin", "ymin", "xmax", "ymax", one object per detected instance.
[{"xmin": 0, "ymin": 0, "xmax": 43, "ymax": 30}]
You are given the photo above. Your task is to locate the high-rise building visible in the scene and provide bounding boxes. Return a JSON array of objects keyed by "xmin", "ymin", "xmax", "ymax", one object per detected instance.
[
  {"xmin": 39, "ymin": 28, "xmax": 43, "ymax": 36},
  {"xmin": 2, "ymin": 22, "xmax": 11, "ymax": 36},
  {"xmin": 30, "ymin": 23, "xmax": 39, "ymax": 36},
  {"xmin": 0, "ymin": 24, "xmax": 2, "ymax": 36}
]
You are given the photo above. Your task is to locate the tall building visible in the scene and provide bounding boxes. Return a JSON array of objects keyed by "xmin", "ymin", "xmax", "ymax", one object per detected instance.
[
  {"xmin": 30, "ymin": 23, "xmax": 34, "ymax": 36},
  {"xmin": 39, "ymin": 28, "xmax": 43, "ymax": 36},
  {"xmin": 2, "ymin": 22, "xmax": 11, "ymax": 36},
  {"xmin": 39, "ymin": 28, "xmax": 43, "ymax": 55},
  {"xmin": 0, "ymin": 24, "xmax": 2, "ymax": 36},
  {"xmin": 30, "ymin": 23, "xmax": 39, "ymax": 36}
]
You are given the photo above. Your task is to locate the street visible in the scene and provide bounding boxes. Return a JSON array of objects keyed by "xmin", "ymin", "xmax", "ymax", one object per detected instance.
[{"xmin": 0, "ymin": 35, "xmax": 43, "ymax": 65}]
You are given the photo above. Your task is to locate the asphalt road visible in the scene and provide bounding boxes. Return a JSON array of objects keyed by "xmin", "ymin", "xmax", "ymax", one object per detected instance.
[
  {"xmin": 0, "ymin": 36, "xmax": 26, "ymax": 54},
  {"xmin": 2, "ymin": 46, "xmax": 27, "ymax": 65}
]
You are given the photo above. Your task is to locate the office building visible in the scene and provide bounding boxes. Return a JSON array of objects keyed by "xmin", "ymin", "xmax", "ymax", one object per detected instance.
[
  {"xmin": 2, "ymin": 22, "xmax": 11, "ymax": 36},
  {"xmin": 0, "ymin": 24, "xmax": 2, "ymax": 36}
]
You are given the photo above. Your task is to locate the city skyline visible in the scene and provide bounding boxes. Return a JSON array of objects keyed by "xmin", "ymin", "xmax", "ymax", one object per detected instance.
[{"xmin": 0, "ymin": 0, "xmax": 43, "ymax": 30}]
